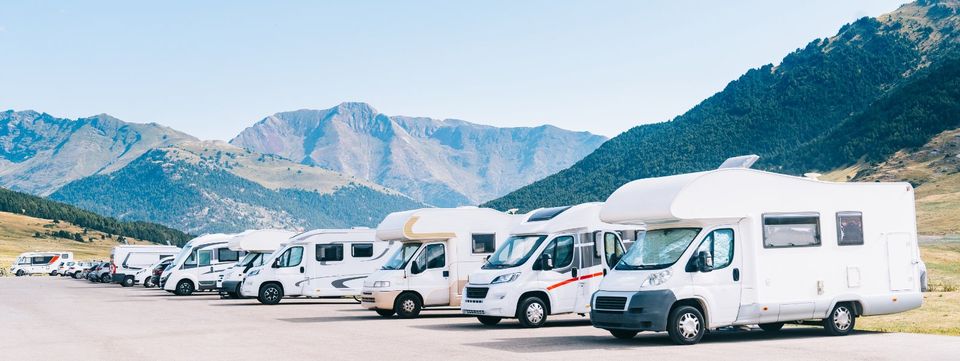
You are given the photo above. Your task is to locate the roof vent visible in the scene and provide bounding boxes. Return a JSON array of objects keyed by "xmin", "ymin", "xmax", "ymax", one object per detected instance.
[
  {"xmin": 718, "ymin": 155, "xmax": 760, "ymax": 169},
  {"xmin": 527, "ymin": 206, "xmax": 572, "ymax": 222}
]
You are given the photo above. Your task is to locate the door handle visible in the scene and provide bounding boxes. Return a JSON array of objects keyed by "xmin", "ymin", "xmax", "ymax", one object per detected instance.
[
  {"xmin": 571, "ymin": 267, "xmax": 578, "ymax": 278},
  {"xmin": 733, "ymin": 268, "xmax": 740, "ymax": 282},
  {"xmin": 442, "ymin": 270, "xmax": 449, "ymax": 277},
  {"xmin": 299, "ymin": 266, "xmax": 305, "ymax": 273}
]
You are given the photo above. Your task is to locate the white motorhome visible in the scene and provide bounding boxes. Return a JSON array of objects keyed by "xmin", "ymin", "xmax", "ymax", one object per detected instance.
[
  {"xmin": 11, "ymin": 252, "xmax": 73, "ymax": 276},
  {"xmin": 590, "ymin": 156, "xmax": 924, "ymax": 345},
  {"xmin": 218, "ymin": 229, "xmax": 296, "ymax": 299},
  {"xmin": 462, "ymin": 203, "xmax": 642, "ymax": 327},
  {"xmin": 241, "ymin": 228, "xmax": 395, "ymax": 304},
  {"xmin": 110, "ymin": 245, "xmax": 181, "ymax": 287},
  {"xmin": 160, "ymin": 234, "xmax": 243, "ymax": 295},
  {"xmin": 361, "ymin": 207, "xmax": 524, "ymax": 318}
]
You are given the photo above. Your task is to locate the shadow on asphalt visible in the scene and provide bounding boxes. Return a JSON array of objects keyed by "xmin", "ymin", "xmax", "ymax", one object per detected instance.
[
  {"xmin": 210, "ymin": 301, "xmax": 360, "ymax": 306},
  {"xmin": 277, "ymin": 312, "xmax": 474, "ymax": 323},
  {"xmin": 412, "ymin": 318, "xmax": 593, "ymax": 331}
]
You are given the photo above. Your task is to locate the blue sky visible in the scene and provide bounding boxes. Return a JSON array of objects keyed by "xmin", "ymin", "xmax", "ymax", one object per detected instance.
[{"xmin": 0, "ymin": 1, "xmax": 907, "ymax": 140}]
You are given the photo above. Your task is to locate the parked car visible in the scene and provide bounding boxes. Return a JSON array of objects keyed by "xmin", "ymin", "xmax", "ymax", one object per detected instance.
[{"xmin": 146, "ymin": 258, "xmax": 174, "ymax": 288}]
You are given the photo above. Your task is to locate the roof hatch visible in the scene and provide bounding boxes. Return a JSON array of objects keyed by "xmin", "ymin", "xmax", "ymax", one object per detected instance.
[{"xmin": 527, "ymin": 205, "xmax": 573, "ymax": 222}]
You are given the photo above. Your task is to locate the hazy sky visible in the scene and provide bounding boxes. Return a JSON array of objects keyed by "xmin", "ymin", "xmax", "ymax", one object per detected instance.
[{"xmin": 0, "ymin": 1, "xmax": 907, "ymax": 140}]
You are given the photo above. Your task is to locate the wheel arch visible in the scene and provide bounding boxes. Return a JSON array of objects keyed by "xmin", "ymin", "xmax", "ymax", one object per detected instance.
[
  {"xmin": 518, "ymin": 290, "xmax": 552, "ymax": 315},
  {"xmin": 671, "ymin": 297, "xmax": 709, "ymax": 326}
]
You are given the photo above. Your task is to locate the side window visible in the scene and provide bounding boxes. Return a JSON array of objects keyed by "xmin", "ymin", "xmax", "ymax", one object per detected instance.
[
  {"xmin": 542, "ymin": 236, "xmax": 575, "ymax": 269},
  {"xmin": 183, "ymin": 252, "xmax": 198, "ymax": 269},
  {"xmin": 317, "ymin": 244, "xmax": 344, "ymax": 262},
  {"xmin": 762, "ymin": 213, "xmax": 821, "ymax": 248},
  {"xmin": 695, "ymin": 229, "xmax": 735, "ymax": 270},
  {"xmin": 472, "ymin": 234, "xmax": 496, "ymax": 253},
  {"xmin": 425, "ymin": 244, "xmax": 445, "ymax": 269},
  {"xmin": 277, "ymin": 246, "xmax": 304, "ymax": 267},
  {"xmin": 411, "ymin": 249, "xmax": 427, "ymax": 274},
  {"xmin": 198, "ymin": 250, "xmax": 213, "ymax": 267},
  {"xmin": 217, "ymin": 249, "xmax": 240, "ymax": 263},
  {"xmin": 603, "ymin": 232, "xmax": 625, "ymax": 267},
  {"xmin": 837, "ymin": 212, "xmax": 864, "ymax": 246},
  {"xmin": 351, "ymin": 243, "xmax": 374, "ymax": 258}
]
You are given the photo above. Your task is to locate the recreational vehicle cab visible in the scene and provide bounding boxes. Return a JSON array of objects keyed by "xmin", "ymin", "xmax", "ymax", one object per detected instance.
[
  {"xmin": 11, "ymin": 251, "xmax": 73, "ymax": 276},
  {"xmin": 161, "ymin": 234, "xmax": 242, "ymax": 295},
  {"xmin": 462, "ymin": 203, "xmax": 642, "ymax": 327},
  {"xmin": 241, "ymin": 228, "xmax": 395, "ymax": 304},
  {"xmin": 590, "ymin": 156, "xmax": 924, "ymax": 345},
  {"xmin": 218, "ymin": 229, "xmax": 296, "ymax": 299},
  {"xmin": 361, "ymin": 207, "xmax": 523, "ymax": 318},
  {"xmin": 110, "ymin": 245, "xmax": 180, "ymax": 287}
]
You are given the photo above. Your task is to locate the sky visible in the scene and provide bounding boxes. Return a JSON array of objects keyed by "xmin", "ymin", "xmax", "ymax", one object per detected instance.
[{"xmin": 0, "ymin": 0, "xmax": 908, "ymax": 140}]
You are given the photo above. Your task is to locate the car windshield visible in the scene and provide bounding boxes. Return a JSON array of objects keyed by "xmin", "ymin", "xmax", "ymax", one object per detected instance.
[
  {"xmin": 616, "ymin": 228, "xmax": 701, "ymax": 270},
  {"xmin": 382, "ymin": 243, "xmax": 422, "ymax": 270},
  {"xmin": 483, "ymin": 235, "xmax": 547, "ymax": 269},
  {"xmin": 238, "ymin": 253, "xmax": 262, "ymax": 267}
]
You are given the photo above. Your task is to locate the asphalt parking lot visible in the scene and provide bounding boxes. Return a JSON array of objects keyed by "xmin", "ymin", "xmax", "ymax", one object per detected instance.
[{"xmin": 1, "ymin": 277, "xmax": 958, "ymax": 360}]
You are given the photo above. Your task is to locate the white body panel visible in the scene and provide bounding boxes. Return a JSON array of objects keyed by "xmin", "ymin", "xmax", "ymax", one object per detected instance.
[
  {"xmin": 10, "ymin": 251, "xmax": 74, "ymax": 276},
  {"xmin": 110, "ymin": 245, "xmax": 180, "ymax": 284},
  {"xmin": 161, "ymin": 234, "xmax": 240, "ymax": 292},
  {"xmin": 218, "ymin": 229, "xmax": 296, "ymax": 292}
]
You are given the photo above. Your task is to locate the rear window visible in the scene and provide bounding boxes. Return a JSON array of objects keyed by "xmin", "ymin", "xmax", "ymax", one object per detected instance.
[{"xmin": 763, "ymin": 213, "xmax": 821, "ymax": 248}]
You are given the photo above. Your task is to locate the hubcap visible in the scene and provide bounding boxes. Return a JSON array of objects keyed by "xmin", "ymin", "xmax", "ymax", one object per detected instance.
[
  {"xmin": 526, "ymin": 303, "xmax": 545, "ymax": 324},
  {"xmin": 678, "ymin": 313, "xmax": 700, "ymax": 339},
  {"xmin": 266, "ymin": 288, "xmax": 279, "ymax": 301},
  {"xmin": 833, "ymin": 307, "xmax": 852, "ymax": 330},
  {"xmin": 402, "ymin": 299, "xmax": 416, "ymax": 313}
]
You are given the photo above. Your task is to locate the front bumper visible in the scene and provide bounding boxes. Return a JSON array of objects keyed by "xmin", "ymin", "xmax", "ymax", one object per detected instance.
[
  {"xmin": 111, "ymin": 274, "xmax": 125, "ymax": 283},
  {"xmin": 221, "ymin": 280, "xmax": 242, "ymax": 294},
  {"xmin": 590, "ymin": 290, "xmax": 676, "ymax": 332},
  {"xmin": 460, "ymin": 284, "xmax": 517, "ymax": 318},
  {"xmin": 360, "ymin": 289, "xmax": 400, "ymax": 310}
]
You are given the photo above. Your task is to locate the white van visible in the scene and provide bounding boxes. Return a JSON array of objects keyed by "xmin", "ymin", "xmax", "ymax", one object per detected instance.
[
  {"xmin": 361, "ymin": 207, "xmax": 524, "ymax": 318},
  {"xmin": 462, "ymin": 203, "xmax": 642, "ymax": 327},
  {"xmin": 110, "ymin": 245, "xmax": 181, "ymax": 287},
  {"xmin": 160, "ymin": 234, "xmax": 243, "ymax": 295},
  {"xmin": 11, "ymin": 252, "xmax": 73, "ymax": 276},
  {"xmin": 590, "ymin": 156, "xmax": 925, "ymax": 345},
  {"xmin": 241, "ymin": 228, "xmax": 395, "ymax": 304},
  {"xmin": 218, "ymin": 229, "xmax": 296, "ymax": 299}
]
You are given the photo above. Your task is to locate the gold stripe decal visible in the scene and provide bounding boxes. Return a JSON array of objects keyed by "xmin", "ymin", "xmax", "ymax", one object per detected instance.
[{"xmin": 402, "ymin": 216, "xmax": 456, "ymax": 240}]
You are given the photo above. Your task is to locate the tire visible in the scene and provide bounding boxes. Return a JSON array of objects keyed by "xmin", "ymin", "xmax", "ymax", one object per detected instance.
[
  {"xmin": 517, "ymin": 296, "xmax": 548, "ymax": 328},
  {"xmin": 477, "ymin": 316, "xmax": 502, "ymax": 326},
  {"xmin": 823, "ymin": 303, "xmax": 856, "ymax": 336},
  {"xmin": 376, "ymin": 309, "xmax": 396, "ymax": 317},
  {"xmin": 121, "ymin": 277, "xmax": 135, "ymax": 287},
  {"xmin": 72, "ymin": 272, "xmax": 81, "ymax": 279},
  {"xmin": 394, "ymin": 293, "xmax": 422, "ymax": 319},
  {"xmin": 50, "ymin": 271, "xmax": 58, "ymax": 276},
  {"xmin": 174, "ymin": 280, "xmax": 195, "ymax": 296},
  {"xmin": 759, "ymin": 322, "xmax": 785, "ymax": 332},
  {"xmin": 610, "ymin": 329, "xmax": 639, "ymax": 339},
  {"xmin": 667, "ymin": 305, "xmax": 706, "ymax": 345},
  {"xmin": 258, "ymin": 283, "xmax": 283, "ymax": 305},
  {"xmin": 16, "ymin": 270, "xmax": 25, "ymax": 277},
  {"xmin": 143, "ymin": 278, "xmax": 154, "ymax": 288},
  {"xmin": 100, "ymin": 274, "xmax": 111, "ymax": 283}
]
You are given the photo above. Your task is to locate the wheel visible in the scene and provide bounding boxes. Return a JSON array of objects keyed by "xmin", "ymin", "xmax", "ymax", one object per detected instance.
[
  {"xmin": 72, "ymin": 272, "xmax": 81, "ymax": 279},
  {"xmin": 16, "ymin": 270, "xmax": 25, "ymax": 277},
  {"xmin": 667, "ymin": 305, "xmax": 705, "ymax": 345},
  {"xmin": 376, "ymin": 309, "xmax": 396, "ymax": 317},
  {"xmin": 143, "ymin": 278, "xmax": 154, "ymax": 288},
  {"xmin": 174, "ymin": 280, "xmax": 195, "ymax": 296},
  {"xmin": 477, "ymin": 316, "xmax": 502, "ymax": 326},
  {"xmin": 759, "ymin": 322, "xmax": 785, "ymax": 332},
  {"xmin": 121, "ymin": 277, "xmax": 135, "ymax": 287},
  {"xmin": 100, "ymin": 274, "xmax": 111, "ymax": 283},
  {"xmin": 610, "ymin": 330, "xmax": 639, "ymax": 339},
  {"xmin": 258, "ymin": 283, "xmax": 283, "ymax": 305},
  {"xmin": 50, "ymin": 271, "xmax": 58, "ymax": 276},
  {"xmin": 394, "ymin": 293, "xmax": 422, "ymax": 319},
  {"xmin": 823, "ymin": 303, "xmax": 856, "ymax": 336},
  {"xmin": 517, "ymin": 296, "xmax": 548, "ymax": 328},
  {"xmin": 225, "ymin": 291, "xmax": 240, "ymax": 299}
]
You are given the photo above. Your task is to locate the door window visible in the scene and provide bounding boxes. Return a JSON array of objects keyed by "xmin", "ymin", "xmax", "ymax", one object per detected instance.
[
  {"xmin": 411, "ymin": 244, "xmax": 445, "ymax": 274},
  {"xmin": 694, "ymin": 229, "xmax": 735, "ymax": 270},
  {"xmin": 198, "ymin": 250, "xmax": 213, "ymax": 267},
  {"xmin": 317, "ymin": 244, "xmax": 344, "ymax": 262},
  {"xmin": 603, "ymin": 232, "xmax": 625, "ymax": 266},
  {"xmin": 183, "ymin": 252, "xmax": 198, "ymax": 269},
  {"xmin": 541, "ymin": 236, "xmax": 574, "ymax": 269},
  {"xmin": 277, "ymin": 246, "xmax": 304, "ymax": 268}
]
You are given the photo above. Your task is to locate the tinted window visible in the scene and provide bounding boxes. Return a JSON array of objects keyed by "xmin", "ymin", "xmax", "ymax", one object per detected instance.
[
  {"xmin": 763, "ymin": 213, "xmax": 820, "ymax": 248},
  {"xmin": 32, "ymin": 256, "xmax": 54, "ymax": 264},
  {"xmin": 425, "ymin": 244, "xmax": 445, "ymax": 269},
  {"xmin": 217, "ymin": 249, "xmax": 240, "ymax": 262},
  {"xmin": 317, "ymin": 244, "xmax": 344, "ymax": 262},
  {"xmin": 837, "ymin": 212, "xmax": 864, "ymax": 246},
  {"xmin": 694, "ymin": 229, "xmax": 735, "ymax": 270},
  {"xmin": 277, "ymin": 247, "xmax": 304, "ymax": 267},
  {"xmin": 351, "ymin": 243, "xmax": 374, "ymax": 258},
  {"xmin": 471, "ymin": 234, "xmax": 496, "ymax": 254},
  {"xmin": 604, "ymin": 232, "xmax": 625, "ymax": 267},
  {"xmin": 541, "ymin": 236, "xmax": 574, "ymax": 269}
]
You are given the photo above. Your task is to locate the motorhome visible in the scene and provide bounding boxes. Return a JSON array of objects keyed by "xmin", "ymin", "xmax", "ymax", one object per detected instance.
[
  {"xmin": 218, "ymin": 229, "xmax": 296, "ymax": 299},
  {"xmin": 241, "ymin": 228, "xmax": 395, "ymax": 304},
  {"xmin": 361, "ymin": 207, "xmax": 524, "ymax": 318},
  {"xmin": 161, "ymin": 234, "xmax": 242, "ymax": 295},
  {"xmin": 110, "ymin": 245, "xmax": 181, "ymax": 287},
  {"xmin": 461, "ymin": 203, "xmax": 642, "ymax": 327},
  {"xmin": 590, "ymin": 155, "xmax": 925, "ymax": 345},
  {"xmin": 11, "ymin": 251, "xmax": 73, "ymax": 276}
]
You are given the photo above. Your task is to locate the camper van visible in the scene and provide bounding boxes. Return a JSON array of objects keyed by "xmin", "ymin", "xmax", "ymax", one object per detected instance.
[
  {"xmin": 461, "ymin": 203, "xmax": 642, "ymax": 327},
  {"xmin": 361, "ymin": 207, "xmax": 523, "ymax": 318},
  {"xmin": 590, "ymin": 155, "xmax": 925, "ymax": 345},
  {"xmin": 110, "ymin": 245, "xmax": 181, "ymax": 287},
  {"xmin": 241, "ymin": 228, "xmax": 395, "ymax": 304},
  {"xmin": 11, "ymin": 252, "xmax": 73, "ymax": 276},
  {"xmin": 218, "ymin": 229, "xmax": 296, "ymax": 299},
  {"xmin": 160, "ymin": 234, "xmax": 242, "ymax": 295}
]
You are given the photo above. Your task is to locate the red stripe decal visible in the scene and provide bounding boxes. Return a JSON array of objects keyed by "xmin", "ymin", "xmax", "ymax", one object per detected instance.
[{"xmin": 546, "ymin": 272, "xmax": 605, "ymax": 291}]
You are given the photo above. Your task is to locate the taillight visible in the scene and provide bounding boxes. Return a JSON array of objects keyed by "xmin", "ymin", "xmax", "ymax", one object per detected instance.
[{"xmin": 110, "ymin": 264, "xmax": 117, "ymax": 274}]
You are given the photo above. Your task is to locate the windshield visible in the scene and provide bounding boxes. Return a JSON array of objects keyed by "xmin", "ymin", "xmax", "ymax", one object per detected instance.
[
  {"xmin": 382, "ymin": 243, "xmax": 422, "ymax": 270},
  {"xmin": 238, "ymin": 253, "xmax": 263, "ymax": 267},
  {"xmin": 483, "ymin": 235, "xmax": 547, "ymax": 269},
  {"xmin": 616, "ymin": 228, "xmax": 701, "ymax": 270}
]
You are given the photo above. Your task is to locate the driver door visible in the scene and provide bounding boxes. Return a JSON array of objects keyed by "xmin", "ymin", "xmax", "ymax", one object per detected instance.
[
  {"xmin": 408, "ymin": 242, "xmax": 449, "ymax": 306},
  {"xmin": 274, "ymin": 246, "xmax": 307, "ymax": 294},
  {"xmin": 689, "ymin": 227, "xmax": 742, "ymax": 327},
  {"xmin": 538, "ymin": 235, "xmax": 577, "ymax": 314}
]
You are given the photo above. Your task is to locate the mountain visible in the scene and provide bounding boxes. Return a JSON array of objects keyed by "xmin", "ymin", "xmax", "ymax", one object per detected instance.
[
  {"xmin": 0, "ymin": 186, "xmax": 191, "ymax": 245},
  {"xmin": 230, "ymin": 102, "xmax": 607, "ymax": 207},
  {"xmin": 0, "ymin": 110, "xmax": 196, "ymax": 195},
  {"xmin": 49, "ymin": 141, "xmax": 422, "ymax": 234},
  {"xmin": 486, "ymin": 0, "xmax": 960, "ymax": 212}
]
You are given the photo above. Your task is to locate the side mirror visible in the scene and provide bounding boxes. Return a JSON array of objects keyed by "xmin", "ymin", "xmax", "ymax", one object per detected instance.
[
  {"xmin": 697, "ymin": 251, "xmax": 713, "ymax": 273},
  {"xmin": 271, "ymin": 259, "xmax": 280, "ymax": 268},
  {"xmin": 538, "ymin": 254, "xmax": 554, "ymax": 271},
  {"xmin": 484, "ymin": 255, "xmax": 491, "ymax": 263}
]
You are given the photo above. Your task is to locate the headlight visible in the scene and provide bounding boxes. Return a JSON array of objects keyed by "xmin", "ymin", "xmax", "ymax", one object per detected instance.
[
  {"xmin": 491, "ymin": 272, "xmax": 520, "ymax": 284},
  {"xmin": 247, "ymin": 269, "xmax": 260, "ymax": 276},
  {"xmin": 373, "ymin": 281, "xmax": 391, "ymax": 288},
  {"xmin": 641, "ymin": 269, "xmax": 672, "ymax": 288}
]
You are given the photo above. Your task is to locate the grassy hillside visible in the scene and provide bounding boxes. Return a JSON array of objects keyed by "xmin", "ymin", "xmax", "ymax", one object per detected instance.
[{"xmin": 0, "ymin": 211, "xmax": 152, "ymax": 272}]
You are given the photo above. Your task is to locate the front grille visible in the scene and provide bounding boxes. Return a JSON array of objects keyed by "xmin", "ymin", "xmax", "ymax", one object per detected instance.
[
  {"xmin": 594, "ymin": 296, "xmax": 628, "ymax": 311},
  {"xmin": 465, "ymin": 287, "xmax": 489, "ymax": 299},
  {"xmin": 361, "ymin": 297, "xmax": 375, "ymax": 303}
]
